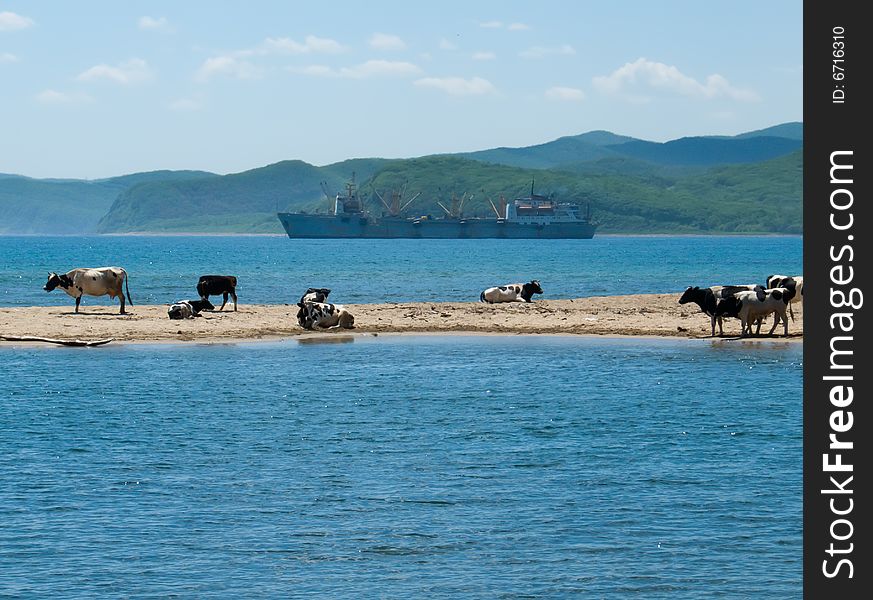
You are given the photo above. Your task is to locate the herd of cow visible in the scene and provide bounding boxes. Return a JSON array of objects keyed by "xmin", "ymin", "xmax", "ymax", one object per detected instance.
[
  {"xmin": 678, "ymin": 274, "xmax": 804, "ymax": 337},
  {"xmin": 42, "ymin": 266, "xmax": 802, "ymax": 337},
  {"xmin": 42, "ymin": 268, "xmax": 546, "ymax": 330}
]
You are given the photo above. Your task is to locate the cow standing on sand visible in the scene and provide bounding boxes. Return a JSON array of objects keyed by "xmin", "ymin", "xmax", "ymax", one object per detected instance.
[
  {"xmin": 196, "ymin": 275, "xmax": 238, "ymax": 311},
  {"xmin": 44, "ymin": 267, "xmax": 133, "ymax": 314}
]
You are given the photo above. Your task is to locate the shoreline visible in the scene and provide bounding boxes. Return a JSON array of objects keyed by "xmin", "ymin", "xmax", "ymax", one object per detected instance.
[{"xmin": 1, "ymin": 294, "xmax": 803, "ymax": 346}]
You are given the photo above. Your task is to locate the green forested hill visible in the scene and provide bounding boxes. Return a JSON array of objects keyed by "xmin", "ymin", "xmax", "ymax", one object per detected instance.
[
  {"xmin": 96, "ymin": 158, "xmax": 389, "ymax": 233},
  {"xmin": 3, "ymin": 123, "xmax": 802, "ymax": 235},
  {"xmin": 365, "ymin": 150, "xmax": 802, "ymax": 233},
  {"xmin": 0, "ymin": 170, "xmax": 213, "ymax": 234}
]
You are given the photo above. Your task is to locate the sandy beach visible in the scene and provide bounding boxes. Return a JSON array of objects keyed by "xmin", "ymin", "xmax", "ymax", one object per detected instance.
[{"xmin": 0, "ymin": 293, "xmax": 803, "ymax": 344}]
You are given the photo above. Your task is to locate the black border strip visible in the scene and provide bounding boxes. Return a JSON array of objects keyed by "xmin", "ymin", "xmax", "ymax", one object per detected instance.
[{"xmin": 804, "ymin": 2, "xmax": 869, "ymax": 596}]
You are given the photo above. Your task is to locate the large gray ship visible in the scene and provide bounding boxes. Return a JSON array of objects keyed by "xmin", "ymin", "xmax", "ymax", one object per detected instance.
[{"xmin": 277, "ymin": 177, "xmax": 597, "ymax": 239}]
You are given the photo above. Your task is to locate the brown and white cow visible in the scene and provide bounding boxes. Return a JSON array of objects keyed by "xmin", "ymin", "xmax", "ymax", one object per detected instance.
[{"xmin": 44, "ymin": 267, "xmax": 133, "ymax": 314}]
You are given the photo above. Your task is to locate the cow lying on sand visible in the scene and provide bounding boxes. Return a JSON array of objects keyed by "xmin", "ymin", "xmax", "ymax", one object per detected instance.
[
  {"xmin": 44, "ymin": 267, "xmax": 133, "ymax": 314},
  {"xmin": 168, "ymin": 299, "xmax": 215, "ymax": 320},
  {"xmin": 480, "ymin": 280, "xmax": 543, "ymax": 303},
  {"xmin": 296, "ymin": 288, "xmax": 354, "ymax": 330},
  {"xmin": 197, "ymin": 275, "xmax": 238, "ymax": 311}
]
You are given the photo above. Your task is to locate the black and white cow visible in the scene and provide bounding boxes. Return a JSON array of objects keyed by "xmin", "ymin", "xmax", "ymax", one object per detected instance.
[
  {"xmin": 765, "ymin": 274, "xmax": 803, "ymax": 321},
  {"xmin": 479, "ymin": 280, "xmax": 543, "ymax": 303},
  {"xmin": 168, "ymin": 298, "xmax": 215, "ymax": 320},
  {"xmin": 44, "ymin": 266, "xmax": 133, "ymax": 314},
  {"xmin": 678, "ymin": 284, "xmax": 764, "ymax": 336},
  {"xmin": 727, "ymin": 286, "xmax": 796, "ymax": 337},
  {"xmin": 296, "ymin": 288, "xmax": 332, "ymax": 327},
  {"xmin": 196, "ymin": 275, "xmax": 238, "ymax": 311},
  {"xmin": 296, "ymin": 301, "xmax": 355, "ymax": 330}
]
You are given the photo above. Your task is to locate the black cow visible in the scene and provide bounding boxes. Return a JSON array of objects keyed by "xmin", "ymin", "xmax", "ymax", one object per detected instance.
[{"xmin": 196, "ymin": 275, "xmax": 237, "ymax": 311}]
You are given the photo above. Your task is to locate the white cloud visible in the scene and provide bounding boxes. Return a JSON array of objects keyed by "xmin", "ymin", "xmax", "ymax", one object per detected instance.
[
  {"xmin": 195, "ymin": 55, "xmax": 262, "ymax": 82},
  {"xmin": 369, "ymin": 33, "xmax": 406, "ymax": 51},
  {"xmin": 438, "ymin": 38, "xmax": 458, "ymax": 51},
  {"xmin": 414, "ymin": 76, "xmax": 496, "ymax": 96},
  {"xmin": 479, "ymin": 21, "xmax": 503, "ymax": 29},
  {"xmin": 519, "ymin": 44, "xmax": 575, "ymax": 59},
  {"xmin": 261, "ymin": 35, "xmax": 345, "ymax": 55},
  {"xmin": 295, "ymin": 59, "xmax": 421, "ymax": 79},
  {"xmin": 0, "ymin": 52, "xmax": 19, "ymax": 63},
  {"xmin": 169, "ymin": 97, "xmax": 202, "ymax": 111},
  {"xmin": 593, "ymin": 58, "xmax": 760, "ymax": 102},
  {"xmin": 507, "ymin": 22, "xmax": 530, "ymax": 31},
  {"xmin": 545, "ymin": 86, "xmax": 585, "ymax": 101},
  {"xmin": 35, "ymin": 89, "xmax": 92, "ymax": 105},
  {"xmin": 0, "ymin": 11, "xmax": 34, "ymax": 31},
  {"xmin": 77, "ymin": 58, "xmax": 154, "ymax": 84},
  {"xmin": 138, "ymin": 16, "xmax": 172, "ymax": 32},
  {"xmin": 472, "ymin": 51, "xmax": 496, "ymax": 61}
]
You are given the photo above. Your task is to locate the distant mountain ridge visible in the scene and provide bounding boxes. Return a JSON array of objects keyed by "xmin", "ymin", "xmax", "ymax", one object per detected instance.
[{"xmin": 1, "ymin": 122, "xmax": 802, "ymax": 234}]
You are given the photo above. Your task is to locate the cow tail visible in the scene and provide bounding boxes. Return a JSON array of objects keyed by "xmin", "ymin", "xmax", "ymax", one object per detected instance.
[{"xmin": 123, "ymin": 269, "xmax": 133, "ymax": 306}]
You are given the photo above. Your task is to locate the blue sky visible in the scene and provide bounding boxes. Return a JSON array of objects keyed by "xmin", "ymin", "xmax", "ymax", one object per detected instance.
[{"xmin": 1, "ymin": 1, "xmax": 802, "ymax": 179}]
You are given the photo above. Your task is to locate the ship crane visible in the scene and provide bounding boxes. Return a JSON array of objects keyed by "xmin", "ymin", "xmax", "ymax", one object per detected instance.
[
  {"xmin": 375, "ymin": 185, "xmax": 421, "ymax": 216},
  {"xmin": 436, "ymin": 190, "xmax": 471, "ymax": 219}
]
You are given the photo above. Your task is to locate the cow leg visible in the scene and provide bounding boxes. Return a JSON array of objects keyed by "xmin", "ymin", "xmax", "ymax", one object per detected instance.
[
  {"xmin": 219, "ymin": 292, "xmax": 228, "ymax": 311},
  {"xmin": 231, "ymin": 290, "xmax": 238, "ymax": 311},
  {"xmin": 75, "ymin": 296, "xmax": 82, "ymax": 313},
  {"xmin": 120, "ymin": 294, "xmax": 126, "ymax": 315}
]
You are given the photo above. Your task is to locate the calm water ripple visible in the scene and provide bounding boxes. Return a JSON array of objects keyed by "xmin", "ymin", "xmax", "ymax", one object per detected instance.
[{"xmin": 1, "ymin": 336, "xmax": 801, "ymax": 598}]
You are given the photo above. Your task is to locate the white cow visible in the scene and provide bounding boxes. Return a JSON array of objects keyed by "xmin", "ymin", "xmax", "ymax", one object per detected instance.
[{"xmin": 44, "ymin": 267, "xmax": 133, "ymax": 314}]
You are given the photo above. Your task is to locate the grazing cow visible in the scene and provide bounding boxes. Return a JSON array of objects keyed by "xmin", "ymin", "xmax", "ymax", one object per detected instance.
[
  {"xmin": 679, "ymin": 284, "xmax": 765, "ymax": 336},
  {"xmin": 44, "ymin": 266, "xmax": 133, "ymax": 314},
  {"xmin": 168, "ymin": 299, "xmax": 215, "ymax": 320},
  {"xmin": 721, "ymin": 287, "xmax": 796, "ymax": 337},
  {"xmin": 766, "ymin": 274, "xmax": 803, "ymax": 321},
  {"xmin": 479, "ymin": 280, "xmax": 543, "ymax": 303},
  {"xmin": 296, "ymin": 301, "xmax": 355, "ymax": 330},
  {"xmin": 196, "ymin": 275, "xmax": 238, "ymax": 311}
]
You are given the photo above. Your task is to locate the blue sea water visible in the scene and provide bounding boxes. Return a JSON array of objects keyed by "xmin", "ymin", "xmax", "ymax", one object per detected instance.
[
  {"xmin": 1, "ymin": 336, "xmax": 801, "ymax": 598},
  {"xmin": 1, "ymin": 235, "xmax": 803, "ymax": 597},
  {"xmin": 0, "ymin": 234, "xmax": 801, "ymax": 307}
]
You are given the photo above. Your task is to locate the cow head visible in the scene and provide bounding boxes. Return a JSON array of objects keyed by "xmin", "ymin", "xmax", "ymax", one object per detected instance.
[
  {"xmin": 521, "ymin": 280, "xmax": 544, "ymax": 301},
  {"xmin": 300, "ymin": 287, "xmax": 331, "ymax": 304},
  {"xmin": 44, "ymin": 272, "xmax": 72, "ymax": 292}
]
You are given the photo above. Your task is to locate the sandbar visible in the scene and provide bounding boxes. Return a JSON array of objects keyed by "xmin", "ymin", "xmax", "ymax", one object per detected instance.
[{"xmin": 0, "ymin": 294, "xmax": 803, "ymax": 345}]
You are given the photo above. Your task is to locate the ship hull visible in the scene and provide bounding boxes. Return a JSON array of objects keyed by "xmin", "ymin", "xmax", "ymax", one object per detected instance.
[{"xmin": 277, "ymin": 213, "xmax": 597, "ymax": 239}]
